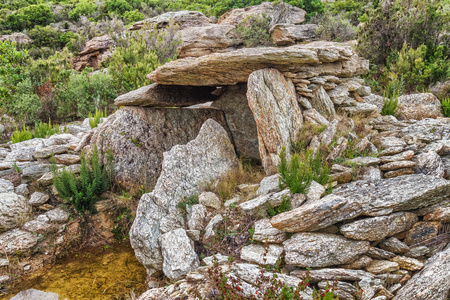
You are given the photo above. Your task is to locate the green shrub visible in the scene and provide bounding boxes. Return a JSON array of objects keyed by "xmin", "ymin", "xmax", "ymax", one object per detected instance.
[
  {"xmin": 311, "ymin": 12, "xmax": 357, "ymax": 42},
  {"xmin": 33, "ymin": 119, "xmax": 61, "ymax": 138},
  {"xmin": 52, "ymin": 145, "xmax": 113, "ymax": 213},
  {"xmin": 28, "ymin": 25, "xmax": 65, "ymax": 49},
  {"xmin": 89, "ymin": 108, "xmax": 107, "ymax": 129},
  {"xmin": 69, "ymin": 0, "xmax": 97, "ymax": 20},
  {"xmin": 55, "ymin": 69, "xmax": 117, "ymax": 121},
  {"xmin": 267, "ymin": 195, "xmax": 291, "ymax": 217},
  {"xmin": 108, "ymin": 22, "xmax": 181, "ymax": 93},
  {"xmin": 11, "ymin": 125, "xmax": 33, "ymax": 143},
  {"xmin": 278, "ymin": 147, "xmax": 313, "ymax": 194},
  {"xmin": 123, "ymin": 9, "xmax": 144, "ymax": 24},
  {"xmin": 177, "ymin": 194, "xmax": 199, "ymax": 216},
  {"xmin": 105, "ymin": 0, "xmax": 133, "ymax": 16},
  {"xmin": 0, "ymin": 40, "xmax": 28, "ymax": 100},
  {"xmin": 234, "ymin": 14, "xmax": 272, "ymax": 47},
  {"xmin": 441, "ymin": 97, "xmax": 450, "ymax": 118},
  {"xmin": 381, "ymin": 93, "xmax": 400, "ymax": 117},
  {"xmin": 8, "ymin": 77, "xmax": 42, "ymax": 124}
]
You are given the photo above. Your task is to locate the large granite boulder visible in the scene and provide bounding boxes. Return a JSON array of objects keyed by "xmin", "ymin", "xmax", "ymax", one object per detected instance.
[
  {"xmin": 131, "ymin": 11, "xmax": 214, "ymax": 31},
  {"xmin": 218, "ymin": 2, "xmax": 306, "ymax": 26},
  {"xmin": 130, "ymin": 119, "xmax": 237, "ymax": 276},
  {"xmin": 271, "ymin": 175, "xmax": 450, "ymax": 232},
  {"xmin": 397, "ymin": 93, "xmax": 443, "ymax": 120},
  {"xmin": 247, "ymin": 68, "xmax": 303, "ymax": 172},
  {"xmin": 211, "ymin": 84, "xmax": 260, "ymax": 160},
  {"xmin": 91, "ymin": 106, "xmax": 228, "ymax": 192},
  {"xmin": 394, "ymin": 244, "xmax": 450, "ymax": 300},
  {"xmin": 114, "ymin": 83, "xmax": 218, "ymax": 107},
  {"xmin": 148, "ymin": 42, "xmax": 366, "ymax": 86},
  {"xmin": 0, "ymin": 193, "xmax": 31, "ymax": 233},
  {"xmin": 72, "ymin": 35, "xmax": 114, "ymax": 71},
  {"xmin": 178, "ymin": 24, "xmax": 237, "ymax": 58}
]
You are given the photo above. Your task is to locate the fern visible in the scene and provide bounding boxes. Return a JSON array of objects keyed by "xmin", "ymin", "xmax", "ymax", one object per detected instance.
[{"xmin": 52, "ymin": 145, "xmax": 113, "ymax": 213}]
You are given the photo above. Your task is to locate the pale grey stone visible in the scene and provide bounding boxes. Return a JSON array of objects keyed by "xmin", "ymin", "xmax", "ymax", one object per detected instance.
[
  {"xmin": 342, "ymin": 103, "xmax": 378, "ymax": 116},
  {"xmin": 391, "ymin": 256, "xmax": 424, "ymax": 271},
  {"xmin": 366, "ymin": 260, "xmax": 399, "ymax": 274},
  {"xmin": 283, "ymin": 233, "xmax": 369, "ymax": 267},
  {"xmin": 306, "ymin": 180, "xmax": 325, "ymax": 202},
  {"xmin": 319, "ymin": 119, "xmax": 339, "ymax": 146},
  {"xmin": 240, "ymin": 244, "xmax": 284, "ymax": 265},
  {"xmin": 0, "ymin": 229, "xmax": 39, "ymax": 254},
  {"xmin": 339, "ymin": 212, "xmax": 418, "ymax": 241},
  {"xmin": 380, "ymin": 150, "xmax": 415, "ymax": 163},
  {"xmin": 310, "ymin": 86, "xmax": 336, "ymax": 117},
  {"xmin": 187, "ymin": 204, "xmax": 207, "ymax": 231},
  {"xmin": 130, "ymin": 119, "xmax": 237, "ymax": 276},
  {"xmin": 0, "ymin": 193, "xmax": 30, "ymax": 233},
  {"xmin": 29, "ymin": 192, "xmax": 49, "ymax": 206},
  {"xmin": 203, "ymin": 254, "xmax": 229, "ymax": 267},
  {"xmin": 0, "ymin": 179, "xmax": 14, "ymax": 193},
  {"xmin": 380, "ymin": 237, "xmax": 410, "ymax": 254},
  {"xmin": 22, "ymin": 215, "xmax": 57, "ymax": 234},
  {"xmin": 33, "ymin": 145, "xmax": 69, "ymax": 159},
  {"xmin": 252, "ymin": 218, "xmax": 287, "ymax": 243},
  {"xmin": 159, "ymin": 228, "xmax": 199, "ymax": 281},
  {"xmin": 11, "ymin": 289, "xmax": 59, "ymax": 300},
  {"xmin": 22, "ymin": 164, "xmax": 52, "ymax": 179},
  {"xmin": 239, "ymin": 190, "xmax": 291, "ymax": 216},
  {"xmin": 203, "ymin": 214, "xmax": 223, "ymax": 242},
  {"xmin": 380, "ymin": 160, "xmax": 416, "ymax": 171},
  {"xmin": 198, "ymin": 192, "xmax": 222, "ymax": 210},
  {"xmin": 256, "ymin": 174, "xmax": 280, "ymax": 196},
  {"xmin": 414, "ymin": 151, "xmax": 445, "ymax": 177},
  {"xmin": 358, "ymin": 166, "xmax": 383, "ymax": 182},
  {"xmin": 347, "ymin": 156, "xmax": 381, "ymax": 167},
  {"xmin": 303, "ymin": 108, "xmax": 330, "ymax": 126},
  {"xmin": 45, "ymin": 208, "xmax": 70, "ymax": 223},
  {"xmin": 291, "ymin": 268, "xmax": 374, "ymax": 283},
  {"xmin": 15, "ymin": 184, "xmax": 29, "ymax": 197}
]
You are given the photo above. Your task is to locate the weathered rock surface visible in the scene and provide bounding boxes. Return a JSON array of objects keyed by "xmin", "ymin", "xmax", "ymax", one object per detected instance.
[
  {"xmin": 271, "ymin": 175, "xmax": 450, "ymax": 232},
  {"xmin": 130, "ymin": 119, "xmax": 237, "ymax": 276},
  {"xmin": 291, "ymin": 268, "xmax": 374, "ymax": 283},
  {"xmin": 203, "ymin": 214, "xmax": 223, "ymax": 242},
  {"xmin": 148, "ymin": 42, "xmax": 365, "ymax": 86},
  {"xmin": 270, "ymin": 24, "xmax": 318, "ymax": 46},
  {"xmin": 391, "ymin": 256, "xmax": 424, "ymax": 271},
  {"xmin": 187, "ymin": 204, "xmax": 207, "ymax": 230},
  {"xmin": 414, "ymin": 151, "xmax": 444, "ymax": 177},
  {"xmin": 131, "ymin": 11, "xmax": 213, "ymax": 31},
  {"xmin": 256, "ymin": 174, "xmax": 280, "ymax": 196},
  {"xmin": 211, "ymin": 84, "xmax": 259, "ymax": 160},
  {"xmin": 397, "ymin": 93, "xmax": 443, "ymax": 120},
  {"xmin": 0, "ymin": 229, "xmax": 39, "ymax": 254},
  {"xmin": 72, "ymin": 35, "xmax": 114, "ymax": 71},
  {"xmin": 252, "ymin": 218, "xmax": 287, "ymax": 243},
  {"xmin": 179, "ymin": 24, "xmax": 237, "ymax": 58},
  {"xmin": 283, "ymin": 233, "xmax": 369, "ymax": 267},
  {"xmin": 239, "ymin": 190, "xmax": 291, "ymax": 216},
  {"xmin": 218, "ymin": 2, "xmax": 306, "ymax": 26},
  {"xmin": 11, "ymin": 289, "xmax": 60, "ymax": 300},
  {"xmin": 379, "ymin": 160, "xmax": 416, "ymax": 171},
  {"xmin": 29, "ymin": 192, "xmax": 49, "ymax": 206},
  {"xmin": 380, "ymin": 237, "xmax": 410, "ymax": 254},
  {"xmin": 0, "ymin": 33, "xmax": 33, "ymax": 45},
  {"xmin": 365, "ymin": 260, "xmax": 399, "ymax": 274},
  {"xmin": 393, "ymin": 244, "xmax": 450, "ymax": 300},
  {"xmin": 159, "ymin": 228, "xmax": 199, "ymax": 280},
  {"xmin": 0, "ymin": 193, "xmax": 30, "ymax": 232},
  {"xmin": 339, "ymin": 212, "xmax": 418, "ymax": 241},
  {"xmin": 403, "ymin": 221, "xmax": 442, "ymax": 246},
  {"xmin": 114, "ymin": 83, "xmax": 218, "ymax": 107},
  {"xmin": 240, "ymin": 244, "xmax": 284, "ymax": 265},
  {"xmin": 91, "ymin": 106, "xmax": 228, "ymax": 192},
  {"xmin": 310, "ymin": 86, "xmax": 336, "ymax": 116},
  {"xmin": 33, "ymin": 145, "xmax": 69, "ymax": 159},
  {"xmin": 247, "ymin": 68, "xmax": 303, "ymax": 172},
  {"xmin": 198, "ymin": 192, "xmax": 222, "ymax": 210}
]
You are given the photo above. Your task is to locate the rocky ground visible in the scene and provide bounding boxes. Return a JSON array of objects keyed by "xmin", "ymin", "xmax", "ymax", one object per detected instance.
[{"xmin": 1, "ymin": 2, "xmax": 449, "ymax": 300}]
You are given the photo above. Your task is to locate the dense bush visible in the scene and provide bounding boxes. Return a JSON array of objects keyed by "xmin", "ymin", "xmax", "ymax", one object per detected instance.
[
  {"xmin": 5, "ymin": 4, "xmax": 53, "ymax": 31},
  {"xmin": 28, "ymin": 26, "xmax": 65, "ymax": 49},
  {"xmin": 234, "ymin": 14, "xmax": 272, "ymax": 47},
  {"xmin": 52, "ymin": 146, "xmax": 113, "ymax": 213},
  {"xmin": 311, "ymin": 12, "xmax": 356, "ymax": 42},
  {"xmin": 108, "ymin": 22, "xmax": 181, "ymax": 93},
  {"xmin": 55, "ymin": 69, "xmax": 117, "ymax": 120},
  {"xmin": 0, "ymin": 40, "xmax": 28, "ymax": 100},
  {"xmin": 357, "ymin": 0, "xmax": 449, "ymax": 65},
  {"xmin": 69, "ymin": 0, "xmax": 97, "ymax": 20}
]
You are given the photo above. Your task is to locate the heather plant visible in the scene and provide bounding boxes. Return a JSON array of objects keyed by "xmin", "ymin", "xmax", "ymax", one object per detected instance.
[
  {"xmin": 89, "ymin": 108, "xmax": 108, "ymax": 129},
  {"xmin": 33, "ymin": 119, "xmax": 62, "ymax": 138},
  {"xmin": 381, "ymin": 92, "xmax": 400, "ymax": 117},
  {"xmin": 11, "ymin": 125, "xmax": 33, "ymax": 143},
  {"xmin": 441, "ymin": 97, "xmax": 450, "ymax": 118},
  {"xmin": 311, "ymin": 12, "xmax": 356, "ymax": 42}
]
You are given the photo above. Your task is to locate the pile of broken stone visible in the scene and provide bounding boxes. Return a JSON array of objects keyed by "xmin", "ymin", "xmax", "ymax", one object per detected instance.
[{"xmin": 98, "ymin": 3, "xmax": 449, "ymax": 300}]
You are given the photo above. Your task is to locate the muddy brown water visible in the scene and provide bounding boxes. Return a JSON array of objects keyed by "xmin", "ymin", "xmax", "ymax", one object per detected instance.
[{"xmin": 1, "ymin": 243, "xmax": 147, "ymax": 300}]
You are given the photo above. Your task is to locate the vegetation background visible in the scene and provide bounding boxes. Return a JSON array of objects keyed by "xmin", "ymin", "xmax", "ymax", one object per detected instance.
[{"xmin": 0, "ymin": 0, "xmax": 449, "ymax": 129}]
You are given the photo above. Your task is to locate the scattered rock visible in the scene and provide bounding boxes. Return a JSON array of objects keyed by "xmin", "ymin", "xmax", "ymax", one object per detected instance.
[
  {"xmin": 199, "ymin": 192, "xmax": 222, "ymax": 210},
  {"xmin": 187, "ymin": 204, "xmax": 207, "ymax": 231},
  {"xmin": 11, "ymin": 289, "xmax": 60, "ymax": 300},
  {"xmin": 339, "ymin": 212, "xmax": 418, "ymax": 241},
  {"xmin": 45, "ymin": 208, "xmax": 70, "ymax": 223},
  {"xmin": 319, "ymin": 119, "xmax": 338, "ymax": 146},
  {"xmin": 414, "ymin": 151, "xmax": 445, "ymax": 177},
  {"xmin": 379, "ymin": 160, "xmax": 416, "ymax": 171},
  {"xmin": 397, "ymin": 93, "xmax": 443, "ymax": 120},
  {"xmin": 283, "ymin": 233, "xmax": 369, "ymax": 267},
  {"xmin": 291, "ymin": 268, "xmax": 374, "ymax": 283},
  {"xmin": 72, "ymin": 35, "xmax": 114, "ymax": 71},
  {"xmin": 270, "ymin": 24, "xmax": 318, "ymax": 46},
  {"xmin": 380, "ymin": 150, "xmax": 415, "ymax": 163},
  {"xmin": 256, "ymin": 174, "xmax": 280, "ymax": 196},
  {"xmin": 393, "ymin": 244, "xmax": 450, "ymax": 300},
  {"xmin": 403, "ymin": 221, "xmax": 443, "ymax": 246},
  {"xmin": 390, "ymin": 256, "xmax": 424, "ymax": 271},
  {"xmin": 365, "ymin": 260, "xmax": 399, "ymax": 274},
  {"xmin": 252, "ymin": 218, "xmax": 287, "ymax": 243},
  {"xmin": 0, "ymin": 193, "xmax": 30, "ymax": 233},
  {"xmin": 29, "ymin": 192, "xmax": 50, "ymax": 206},
  {"xmin": 0, "ymin": 229, "xmax": 39, "ymax": 254},
  {"xmin": 310, "ymin": 86, "xmax": 336, "ymax": 117},
  {"xmin": 380, "ymin": 237, "xmax": 410, "ymax": 254},
  {"xmin": 131, "ymin": 11, "xmax": 213, "ymax": 31},
  {"xmin": 240, "ymin": 244, "xmax": 284, "ymax": 265},
  {"xmin": 383, "ymin": 168, "xmax": 415, "ymax": 178},
  {"xmin": 203, "ymin": 214, "xmax": 223, "ymax": 242}
]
